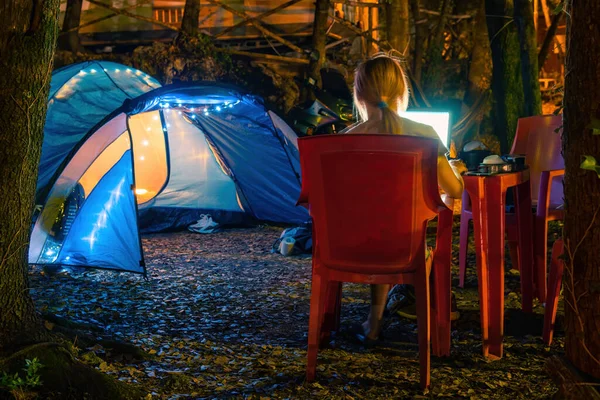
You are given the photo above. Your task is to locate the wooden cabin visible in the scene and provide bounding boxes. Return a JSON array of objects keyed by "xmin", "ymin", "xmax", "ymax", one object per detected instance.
[{"xmin": 62, "ymin": 0, "xmax": 380, "ymax": 50}]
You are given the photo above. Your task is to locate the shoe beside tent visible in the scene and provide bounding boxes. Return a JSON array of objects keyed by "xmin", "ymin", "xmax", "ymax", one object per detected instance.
[
  {"xmin": 30, "ymin": 82, "xmax": 308, "ymax": 274},
  {"xmin": 37, "ymin": 61, "xmax": 161, "ymax": 202}
]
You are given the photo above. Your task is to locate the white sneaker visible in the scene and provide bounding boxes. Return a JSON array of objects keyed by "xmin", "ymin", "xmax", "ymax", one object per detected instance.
[{"xmin": 188, "ymin": 214, "xmax": 219, "ymax": 234}]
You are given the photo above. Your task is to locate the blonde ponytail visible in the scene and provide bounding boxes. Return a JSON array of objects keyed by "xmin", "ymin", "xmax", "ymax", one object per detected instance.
[
  {"xmin": 353, "ymin": 54, "xmax": 410, "ymax": 134},
  {"xmin": 377, "ymin": 101, "xmax": 404, "ymax": 135}
]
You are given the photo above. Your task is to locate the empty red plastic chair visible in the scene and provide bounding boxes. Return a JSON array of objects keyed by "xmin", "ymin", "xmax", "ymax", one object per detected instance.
[
  {"xmin": 459, "ymin": 115, "xmax": 563, "ymax": 301},
  {"xmin": 543, "ymin": 239, "xmax": 564, "ymax": 345},
  {"xmin": 298, "ymin": 134, "xmax": 453, "ymax": 389}
]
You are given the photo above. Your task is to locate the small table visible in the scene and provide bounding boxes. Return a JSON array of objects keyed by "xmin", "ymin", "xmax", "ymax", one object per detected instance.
[{"xmin": 463, "ymin": 170, "xmax": 534, "ymax": 359}]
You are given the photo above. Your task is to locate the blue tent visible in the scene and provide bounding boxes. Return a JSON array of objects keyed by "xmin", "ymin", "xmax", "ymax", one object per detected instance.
[
  {"xmin": 38, "ymin": 61, "xmax": 161, "ymax": 201},
  {"xmin": 30, "ymin": 83, "xmax": 307, "ymax": 274}
]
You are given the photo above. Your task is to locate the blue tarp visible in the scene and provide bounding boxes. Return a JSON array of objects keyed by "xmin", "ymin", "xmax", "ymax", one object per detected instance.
[{"xmin": 38, "ymin": 61, "xmax": 160, "ymax": 199}]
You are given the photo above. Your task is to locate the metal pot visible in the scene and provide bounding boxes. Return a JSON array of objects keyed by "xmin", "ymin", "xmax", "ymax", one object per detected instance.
[
  {"xmin": 458, "ymin": 150, "xmax": 493, "ymax": 171},
  {"xmin": 478, "ymin": 163, "xmax": 514, "ymax": 174}
]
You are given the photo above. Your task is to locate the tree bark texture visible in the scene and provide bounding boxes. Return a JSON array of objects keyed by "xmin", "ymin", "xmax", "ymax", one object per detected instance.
[
  {"xmin": 466, "ymin": 0, "xmax": 492, "ymax": 108},
  {"xmin": 59, "ymin": 0, "xmax": 83, "ymax": 52},
  {"xmin": 385, "ymin": 0, "xmax": 410, "ymax": 56},
  {"xmin": 514, "ymin": 0, "xmax": 542, "ymax": 116},
  {"xmin": 409, "ymin": 0, "xmax": 425, "ymax": 83},
  {"xmin": 307, "ymin": 0, "xmax": 330, "ymax": 93},
  {"xmin": 0, "ymin": 0, "xmax": 60, "ymax": 348},
  {"xmin": 563, "ymin": 0, "xmax": 600, "ymax": 380},
  {"xmin": 538, "ymin": 10, "xmax": 562, "ymax": 72},
  {"xmin": 456, "ymin": 0, "xmax": 492, "ymax": 148},
  {"xmin": 485, "ymin": 0, "xmax": 525, "ymax": 153},
  {"xmin": 422, "ymin": 0, "xmax": 452, "ymax": 98},
  {"xmin": 181, "ymin": 0, "xmax": 200, "ymax": 37}
]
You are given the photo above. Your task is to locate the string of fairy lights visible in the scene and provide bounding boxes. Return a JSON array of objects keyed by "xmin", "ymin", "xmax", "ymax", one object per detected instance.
[{"xmin": 158, "ymin": 99, "xmax": 241, "ymax": 118}]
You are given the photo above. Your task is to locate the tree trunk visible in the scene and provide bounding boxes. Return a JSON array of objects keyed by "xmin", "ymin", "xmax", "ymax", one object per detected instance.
[
  {"xmin": 409, "ymin": 0, "xmax": 425, "ymax": 83},
  {"xmin": 386, "ymin": 0, "xmax": 410, "ymax": 55},
  {"xmin": 562, "ymin": 0, "xmax": 600, "ymax": 380},
  {"xmin": 306, "ymin": 0, "xmax": 330, "ymax": 99},
  {"xmin": 422, "ymin": 0, "xmax": 452, "ymax": 98},
  {"xmin": 514, "ymin": 0, "xmax": 542, "ymax": 116},
  {"xmin": 465, "ymin": 0, "xmax": 492, "ymax": 108},
  {"xmin": 181, "ymin": 0, "xmax": 200, "ymax": 37},
  {"xmin": 456, "ymin": 0, "xmax": 492, "ymax": 149},
  {"xmin": 59, "ymin": 0, "xmax": 84, "ymax": 52},
  {"xmin": 485, "ymin": 0, "xmax": 525, "ymax": 153},
  {"xmin": 0, "ymin": 0, "xmax": 60, "ymax": 348},
  {"xmin": 538, "ymin": 10, "xmax": 562, "ymax": 72}
]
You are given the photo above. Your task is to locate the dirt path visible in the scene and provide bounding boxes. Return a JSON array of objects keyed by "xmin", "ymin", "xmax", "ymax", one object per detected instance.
[{"xmin": 30, "ymin": 223, "xmax": 563, "ymax": 399}]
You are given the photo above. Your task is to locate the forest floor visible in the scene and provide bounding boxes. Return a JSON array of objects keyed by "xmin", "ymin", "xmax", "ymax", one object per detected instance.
[{"xmin": 29, "ymin": 220, "xmax": 564, "ymax": 399}]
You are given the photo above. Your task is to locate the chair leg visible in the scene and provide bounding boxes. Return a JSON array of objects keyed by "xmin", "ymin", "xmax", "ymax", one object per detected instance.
[
  {"xmin": 508, "ymin": 240, "xmax": 520, "ymax": 271},
  {"xmin": 306, "ymin": 273, "xmax": 328, "ymax": 382},
  {"xmin": 321, "ymin": 282, "xmax": 342, "ymax": 345},
  {"xmin": 433, "ymin": 206, "xmax": 453, "ymax": 356},
  {"xmin": 534, "ymin": 217, "xmax": 549, "ymax": 302},
  {"xmin": 543, "ymin": 239, "xmax": 564, "ymax": 346},
  {"xmin": 414, "ymin": 266, "xmax": 431, "ymax": 390},
  {"xmin": 459, "ymin": 214, "xmax": 470, "ymax": 288}
]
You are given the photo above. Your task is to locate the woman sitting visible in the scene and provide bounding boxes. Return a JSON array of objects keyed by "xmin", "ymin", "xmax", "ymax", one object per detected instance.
[{"xmin": 341, "ymin": 53, "xmax": 467, "ymax": 344}]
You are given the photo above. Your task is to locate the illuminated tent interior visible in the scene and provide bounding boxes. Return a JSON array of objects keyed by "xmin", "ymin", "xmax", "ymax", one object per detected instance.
[
  {"xmin": 37, "ymin": 61, "xmax": 161, "ymax": 202},
  {"xmin": 29, "ymin": 83, "xmax": 307, "ymax": 274}
]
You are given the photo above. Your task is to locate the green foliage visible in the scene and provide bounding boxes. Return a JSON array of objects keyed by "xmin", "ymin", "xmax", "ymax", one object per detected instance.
[
  {"xmin": 586, "ymin": 116, "xmax": 600, "ymax": 136},
  {"xmin": 0, "ymin": 358, "xmax": 43, "ymax": 391},
  {"xmin": 580, "ymin": 155, "xmax": 600, "ymax": 178}
]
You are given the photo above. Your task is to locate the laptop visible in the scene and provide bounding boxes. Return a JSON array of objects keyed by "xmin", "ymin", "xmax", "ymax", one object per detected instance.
[{"xmin": 400, "ymin": 110, "xmax": 452, "ymax": 150}]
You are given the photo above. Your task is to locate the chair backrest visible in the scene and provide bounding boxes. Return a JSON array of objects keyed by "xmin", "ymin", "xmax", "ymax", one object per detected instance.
[
  {"xmin": 511, "ymin": 115, "xmax": 563, "ymax": 206},
  {"xmin": 298, "ymin": 134, "xmax": 441, "ymax": 274}
]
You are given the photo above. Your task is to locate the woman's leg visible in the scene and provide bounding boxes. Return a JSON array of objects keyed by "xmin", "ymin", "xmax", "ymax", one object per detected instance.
[{"xmin": 363, "ymin": 284, "xmax": 391, "ymax": 339}]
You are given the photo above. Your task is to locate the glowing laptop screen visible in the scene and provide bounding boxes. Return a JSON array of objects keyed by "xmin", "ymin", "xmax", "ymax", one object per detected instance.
[{"xmin": 400, "ymin": 111, "xmax": 451, "ymax": 149}]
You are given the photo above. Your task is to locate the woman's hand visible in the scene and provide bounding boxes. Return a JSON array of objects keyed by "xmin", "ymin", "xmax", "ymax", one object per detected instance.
[{"xmin": 449, "ymin": 159, "xmax": 468, "ymax": 176}]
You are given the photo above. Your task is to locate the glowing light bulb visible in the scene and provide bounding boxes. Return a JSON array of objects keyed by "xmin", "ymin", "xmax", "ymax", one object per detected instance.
[
  {"xmin": 78, "ymin": 71, "xmax": 86, "ymax": 76},
  {"xmin": 135, "ymin": 188, "xmax": 148, "ymax": 195},
  {"xmin": 166, "ymin": 123, "xmax": 171, "ymax": 128},
  {"xmin": 178, "ymin": 111, "xmax": 182, "ymax": 115},
  {"xmin": 45, "ymin": 249, "xmax": 55, "ymax": 256},
  {"xmin": 139, "ymin": 156, "xmax": 145, "ymax": 161},
  {"xmin": 115, "ymin": 69, "xmax": 120, "ymax": 72},
  {"xmin": 126, "ymin": 68, "xmax": 131, "ymax": 73},
  {"xmin": 146, "ymin": 127, "xmax": 151, "ymax": 132},
  {"xmin": 153, "ymin": 115, "xmax": 159, "ymax": 120},
  {"xmin": 103, "ymin": 68, "xmax": 108, "ymax": 72},
  {"xmin": 142, "ymin": 140, "xmax": 149, "ymax": 146},
  {"xmin": 65, "ymin": 256, "xmax": 71, "ymax": 261},
  {"xmin": 90, "ymin": 69, "xmax": 97, "ymax": 73},
  {"xmin": 191, "ymin": 115, "xmax": 196, "ymax": 119},
  {"xmin": 216, "ymin": 106, "xmax": 221, "ymax": 112}
]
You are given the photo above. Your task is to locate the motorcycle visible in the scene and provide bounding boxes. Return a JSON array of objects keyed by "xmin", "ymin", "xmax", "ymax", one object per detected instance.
[{"xmin": 287, "ymin": 68, "xmax": 355, "ymax": 136}]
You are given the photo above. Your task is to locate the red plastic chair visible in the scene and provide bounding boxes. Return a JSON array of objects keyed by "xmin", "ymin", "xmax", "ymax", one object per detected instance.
[
  {"xmin": 543, "ymin": 238, "xmax": 564, "ymax": 345},
  {"xmin": 459, "ymin": 115, "xmax": 564, "ymax": 301},
  {"xmin": 298, "ymin": 134, "xmax": 453, "ymax": 389}
]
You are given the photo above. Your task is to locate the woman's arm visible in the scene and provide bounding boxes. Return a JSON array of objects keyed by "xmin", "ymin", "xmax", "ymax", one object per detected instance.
[{"xmin": 437, "ymin": 156, "xmax": 466, "ymax": 199}]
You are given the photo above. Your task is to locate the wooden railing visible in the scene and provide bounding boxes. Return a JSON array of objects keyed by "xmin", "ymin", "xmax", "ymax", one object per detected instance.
[{"xmin": 153, "ymin": 8, "xmax": 184, "ymax": 26}]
